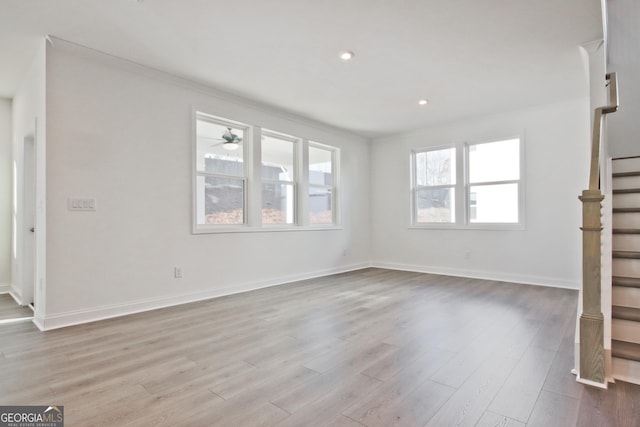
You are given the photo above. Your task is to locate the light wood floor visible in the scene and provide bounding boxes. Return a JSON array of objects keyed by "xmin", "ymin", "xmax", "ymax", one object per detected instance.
[
  {"xmin": 1, "ymin": 268, "xmax": 639, "ymax": 426},
  {"xmin": 0, "ymin": 293, "xmax": 32, "ymax": 321}
]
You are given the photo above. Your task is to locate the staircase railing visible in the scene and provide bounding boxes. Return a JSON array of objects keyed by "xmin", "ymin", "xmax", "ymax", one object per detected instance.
[{"xmin": 579, "ymin": 72, "xmax": 619, "ymax": 386}]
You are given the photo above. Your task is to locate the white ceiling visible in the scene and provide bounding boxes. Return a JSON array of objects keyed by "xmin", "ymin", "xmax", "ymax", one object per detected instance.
[{"xmin": 0, "ymin": 0, "xmax": 603, "ymax": 138}]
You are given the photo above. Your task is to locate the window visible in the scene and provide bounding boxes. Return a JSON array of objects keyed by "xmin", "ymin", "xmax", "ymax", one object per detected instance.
[
  {"xmin": 411, "ymin": 137, "xmax": 523, "ymax": 228},
  {"xmin": 468, "ymin": 138, "xmax": 520, "ymax": 223},
  {"xmin": 193, "ymin": 111, "xmax": 340, "ymax": 232},
  {"xmin": 262, "ymin": 131, "xmax": 298, "ymax": 225},
  {"xmin": 413, "ymin": 147, "xmax": 456, "ymax": 223},
  {"xmin": 308, "ymin": 144, "xmax": 336, "ymax": 225},
  {"xmin": 195, "ymin": 113, "xmax": 247, "ymax": 225}
]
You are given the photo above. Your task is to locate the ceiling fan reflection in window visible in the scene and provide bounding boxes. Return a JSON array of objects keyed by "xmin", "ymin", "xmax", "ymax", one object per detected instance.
[{"xmin": 206, "ymin": 127, "xmax": 243, "ymax": 151}]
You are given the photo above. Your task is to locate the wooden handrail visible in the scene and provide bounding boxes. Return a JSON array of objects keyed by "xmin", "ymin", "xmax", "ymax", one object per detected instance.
[
  {"xmin": 588, "ymin": 73, "xmax": 619, "ymax": 190},
  {"xmin": 578, "ymin": 72, "xmax": 619, "ymax": 387}
]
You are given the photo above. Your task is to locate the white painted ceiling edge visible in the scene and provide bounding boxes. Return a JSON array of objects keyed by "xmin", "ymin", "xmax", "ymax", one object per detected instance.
[{"xmin": 0, "ymin": 0, "xmax": 603, "ymax": 138}]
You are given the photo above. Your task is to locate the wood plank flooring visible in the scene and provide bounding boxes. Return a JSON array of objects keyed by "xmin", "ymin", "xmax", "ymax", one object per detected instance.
[
  {"xmin": 1, "ymin": 268, "xmax": 639, "ymax": 426},
  {"xmin": 0, "ymin": 293, "xmax": 32, "ymax": 321}
]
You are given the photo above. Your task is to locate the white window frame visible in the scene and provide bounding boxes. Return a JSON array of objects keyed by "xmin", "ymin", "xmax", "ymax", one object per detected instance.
[
  {"xmin": 308, "ymin": 142, "xmax": 339, "ymax": 226},
  {"xmin": 194, "ymin": 112, "xmax": 249, "ymax": 231},
  {"xmin": 260, "ymin": 129, "xmax": 300, "ymax": 227},
  {"xmin": 410, "ymin": 135, "xmax": 525, "ymax": 230},
  {"xmin": 410, "ymin": 145, "xmax": 458, "ymax": 227},
  {"xmin": 192, "ymin": 109, "xmax": 341, "ymax": 233},
  {"xmin": 465, "ymin": 138, "xmax": 524, "ymax": 229}
]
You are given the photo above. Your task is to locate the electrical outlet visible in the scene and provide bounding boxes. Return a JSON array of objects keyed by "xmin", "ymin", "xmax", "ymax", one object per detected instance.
[{"xmin": 174, "ymin": 266, "xmax": 183, "ymax": 278}]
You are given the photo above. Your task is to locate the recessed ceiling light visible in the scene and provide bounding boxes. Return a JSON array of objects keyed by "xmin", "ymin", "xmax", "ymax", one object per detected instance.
[
  {"xmin": 340, "ymin": 51, "xmax": 355, "ymax": 61},
  {"xmin": 418, "ymin": 99, "xmax": 429, "ymax": 106}
]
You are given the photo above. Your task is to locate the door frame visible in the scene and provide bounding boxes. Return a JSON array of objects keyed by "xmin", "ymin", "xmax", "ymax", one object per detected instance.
[
  {"xmin": 21, "ymin": 131, "xmax": 36, "ymax": 307},
  {"xmin": 11, "ymin": 118, "xmax": 37, "ymax": 310}
]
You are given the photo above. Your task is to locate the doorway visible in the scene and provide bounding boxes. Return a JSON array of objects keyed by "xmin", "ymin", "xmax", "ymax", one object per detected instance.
[{"xmin": 3, "ymin": 125, "xmax": 36, "ymax": 324}]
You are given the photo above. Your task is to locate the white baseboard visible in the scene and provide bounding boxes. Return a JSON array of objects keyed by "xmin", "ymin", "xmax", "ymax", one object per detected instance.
[
  {"xmin": 0, "ymin": 283, "xmax": 9, "ymax": 294},
  {"xmin": 371, "ymin": 261, "xmax": 579, "ymax": 290},
  {"xmin": 9, "ymin": 286, "xmax": 24, "ymax": 306},
  {"xmin": 37, "ymin": 262, "xmax": 372, "ymax": 331},
  {"xmin": 612, "ymin": 357, "xmax": 640, "ymax": 385},
  {"xmin": 576, "ymin": 376, "xmax": 609, "ymax": 389}
]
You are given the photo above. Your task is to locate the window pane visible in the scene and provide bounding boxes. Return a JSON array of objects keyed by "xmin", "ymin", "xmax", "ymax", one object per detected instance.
[
  {"xmin": 469, "ymin": 138, "xmax": 519, "ymax": 183},
  {"xmin": 262, "ymin": 133, "xmax": 295, "ymax": 181},
  {"xmin": 262, "ymin": 183, "xmax": 295, "ymax": 224},
  {"xmin": 469, "ymin": 183, "xmax": 518, "ymax": 223},
  {"xmin": 415, "ymin": 188, "xmax": 455, "ymax": 223},
  {"xmin": 309, "ymin": 146, "xmax": 333, "ymax": 186},
  {"xmin": 309, "ymin": 187, "xmax": 333, "ymax": 224},
  {"xmin": 196, "ymin": 175, "xmax": 244, "ymax": 225},
  {"xmin": 416, "ymin": 148, "xmax": 456, "ymax": 186},
  {"xmin": 196, "ymin": 118, "xmax": 245, "ymax": 176}
]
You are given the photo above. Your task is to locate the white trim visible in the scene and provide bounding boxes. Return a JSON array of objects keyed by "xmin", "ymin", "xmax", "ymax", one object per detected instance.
[
  {"xmin": 371, "ymin": 261, "xmax": 579, "ymax": 289},
  {"xmin": 9, "ymin": 286, "xmax": 24, "ymax": 305},
  {"xmin": 192, "ymin": 225, "xmax": 343, "ymax": 234},
  {"xmin": 410, "ymin": 145, "xmax": 457, "ymax": 226},
  {"xmin": 193, "ymin": 110, "xmax": 341, "ymax": 233},
  {"xmin": 193, "ymin": 111, "xmax": 250, "ymax": 232},
  {"xmin": 308, "ymin": 142, "xmax": 340, "ymax": 226},
  {"xmin": 34, "ymin": 262, "xmax": 371, "ymax": 331},
  {"xmin": 409, "ymin": 223, "xmax": 525, "ymax": 231},
  {"xmin": 0, "ymin": 317, "xmax": 34, "ymax": 326},
  {"xmin": 575, "ymin": 376, "xmax": 608, "ymax": 389},
  {"xmin": 32, "ymin": 315, "xmax": 45, "ymax": 331},
  {"xmin": 410, "ymin": 135, "xmax": 525, "ymax": 229},
  {"xmin": 261, "ymin": 130, "xmax": 299, "ymax": 225},
  {"xmin": 612, "ymin": 357, "xmax": 640, "ymax": 386},
  {"xmin": 0, "ymin": 283, "xmax": 9, "ymax": 294}
]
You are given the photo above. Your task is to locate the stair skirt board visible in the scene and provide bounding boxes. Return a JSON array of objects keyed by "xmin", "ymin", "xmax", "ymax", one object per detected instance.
[
  {"xmin": 612, "ymin": 319, "xmax": 640, "ymax": 344},
  {"xmin": 612, "ymin": 258, "xmax": 640, "ymax": 277},
  {"xmin": 613, "ymin": 357, "xmax": 640, "ymax": 385},
  {"xmin": 613, "ymin": 286, "xmax": 640, "ymax": 308}
]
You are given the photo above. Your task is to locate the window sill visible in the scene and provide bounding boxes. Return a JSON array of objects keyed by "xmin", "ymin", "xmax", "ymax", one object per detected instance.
[
  {"xmin": 409, "ymin": 222, "xmax": 525, "ymax": 231},
  {"xmin": 193, "ymin": 225, "xmax": 343, "ymax": 234}
]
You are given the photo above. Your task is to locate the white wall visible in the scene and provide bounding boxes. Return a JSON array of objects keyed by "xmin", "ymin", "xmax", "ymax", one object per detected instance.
[
  {"xmin": 43, "ymin": 40, "xmax": 370, "ymax": 328},
  {"xmin": 370, "ymin": 98, "xmax": 591, "ymax": 288},
  {"xmin": 608, "ymin": 62, "xmax": 640, "ymax": 158},
  {"xmin": 0, "ymin": 98, "xmax": 11, "ymax": 292},
  {"xmin": 607, "ymin": 0, "xmax": 640, "ymax": 158}
]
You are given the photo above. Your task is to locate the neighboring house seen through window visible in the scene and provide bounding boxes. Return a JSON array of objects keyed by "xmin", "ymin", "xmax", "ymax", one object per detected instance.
[
  {"xmin": 195, "ymin": 115, "xmax": 247, "ymax": 225},
  {"xmin": 194, "ymin": 111, "xmax": 340, "ymax": 232},
  {"xmin": 261, "ymin": 130, "xmax": 298, "ymax": 225}
]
